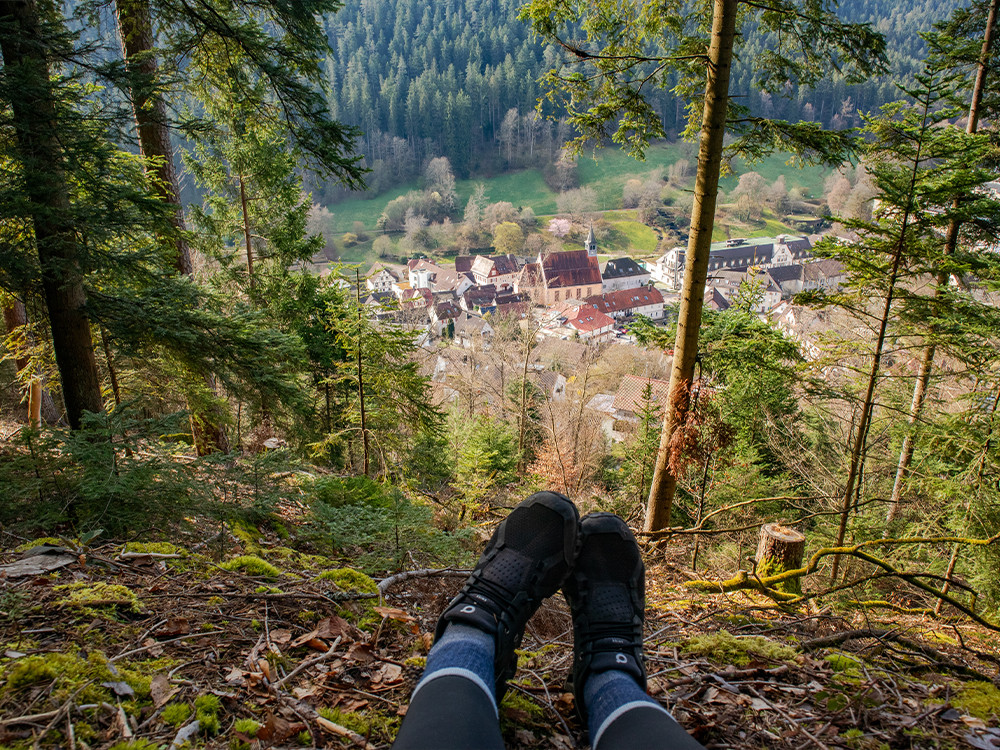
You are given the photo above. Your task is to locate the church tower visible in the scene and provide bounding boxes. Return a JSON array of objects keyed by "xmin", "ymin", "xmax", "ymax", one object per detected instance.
[{"xmin": 585, "ymin": 224, "xmax": 597, "ymax": 257}]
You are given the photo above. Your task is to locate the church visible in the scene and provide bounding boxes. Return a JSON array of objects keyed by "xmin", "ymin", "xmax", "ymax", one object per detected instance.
[{"xmin": 516, "ymin": 226, "xmax": 604, "ymax": 306}]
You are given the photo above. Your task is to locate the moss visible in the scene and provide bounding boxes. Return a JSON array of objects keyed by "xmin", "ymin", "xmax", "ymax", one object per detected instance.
[
  {"xmin": 681, "ymin": 630, "xmax": 798, "ymax": 667},
  {"xmin": 231, "ymin": 718, "xmax": 262, "ymax": 750},
  {"xmin": 218, "ymin": 555, "xmax": 281, "ymax": 578},
  {"xmin": 1, "ymin": 651, "xmax": 142, "ymax": 705},
  {"xmin": 316, "ymin": 568, "xmax": 380, "ymax": 629},
  {"xmin": 954, "ymin": 681, "xmax": 1000, "ymax": 720},
  {"xmin": 162, "ymin": 702, "xmax": 192, "ymax": 726},
  {"xmin": 254, "ymin": 585, "xmax": 283, "ymax": 594},
  {"xmin": 318, "ymin": 706, "xmax": 400, "ymax": 740},
  {"xmin": 403, "ymin": 656, "xmax": 426, "ymax": 668},
  {"xmin": 207, "ymin": 596, "xmax": 225, "ymax": 606},
  {"xmin": 297, "ymin": 610, "xmax": 320, "ymax": 623},
  {"xmin": 13, "ymin": 537, "xmax": 64, "ymax": 552},
  {"xmin": 106, "ymin": 742, "xmax": 160, "ymax": 750},
  {"xmin": 195, "ymin": 693, "xmax": 222, "ymax": 735},
  {"xmin": 499, "ymin": 690, "xmax": 545, "ymax": 732},
  {"xmin": 296, "ymin": 731, "xmax": 312, "ymax": 744},
  {"xmin": 123, "ymin": 541, "xmax": 184, "ymax": 555},
  {"xmin": 55, "ymin": 582, "xmax": 142, "ymax": 613},
  {"xmin": 315, "ymin": 567, "xmax": 377, "ymax": 592},
  {"xmin": 824, "ymin": 653, "xmax": 864, "ymax": 683},
  {"xmin": 756, "ymin": 557, "xmax": 802, "ymax": 595},
  {"xmin": 231, "ymin": 521, "xmax": 263, "ymax": 553}
]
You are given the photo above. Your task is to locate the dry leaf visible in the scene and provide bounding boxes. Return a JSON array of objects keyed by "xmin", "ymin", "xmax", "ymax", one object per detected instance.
[
  {"xmin": 157, "ymin": 617, "xmax": 190, "ymax": 638},
  {"xmin": 290, "ymin": 629, "xmax": 319, "ymax": 648},
  {"xmin": 316, "ymin": 615, "xmax": 358, "ymax": 642},
  {"xmin": 374, "ymin": 606, "xmax": 414, "ymax": 622},
  {"xmin": 150, "ymin": 674, "xmax": 175, "ymax": 708},
  {"xmin": 307, "ymin": 638, "xmax": 331, "ymax": 652},
  {"xmin": 142, "ymin": 638, "xmax": 164, "ymax": 657},
  {"xmin": 270, "ymin": 628, "xmax": 292, "ymax": 645},
  {"xmin": 256, "ymin": 711, "xmax": 305, "ymax": 743},
  {"xmin": 257, "ymin": 658, "xmax": 271, "ymax": 681},
  {"xmin": 224, "ymin": 667, "xmax": 246, "ymax": 686},
  {"xmin": 345, "ymin": 642, "xmax": 375, "ymax": 663}
]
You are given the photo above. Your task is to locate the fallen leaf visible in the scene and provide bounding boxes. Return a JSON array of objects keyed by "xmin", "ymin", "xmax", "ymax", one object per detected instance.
[
  {"xmin": 374, "ymin": 606, "xmax": 414, "ymax": 622},
  {"xmin": 256, "ymin": 710, "xmax": 305, "ymax": 743},
  {"xmin": 372, "ymin": 663, "xmax": 403, "ymax": 684},
  {"xmin": 749, "ymin": 697, "xmax": 773, "ymax": 711},
  {"xmin": 316, "ymin": 615, "xmax": 358, "ymax": 642},
  {"xmin": 142, "ymin": 638, "xmax": 164, "ymax": 657},
  {"xmin": 257, "ymin": 658, "xmax": 271, "ymax": 681},
  {"xmin": 102, "ymin": 681, "xmax": 136, "ymax": 698},
  {"xmin": 157, "ymin": 618, "xmax": 190, "ymax": 638},
  {"xmin": 270, "ymin": 628, "xmax": 292, "ymax": 645},
  {"xmin": 345, "ymin": 642, "xmax": 375, "ymax": 663},
  {"xmin": 224, "ymin": 667, "xmax": 246, "ymax": 686},
  {"xmin": 291, "ymin": 629, "xmax": 319, "ymax": 648},
  {"xmin": 3, "ymin": 650, "xmax": 26, "ymax": 659},
  {"xmin": 307, "ymin": 638, "xmax": 331, "ymax": 652},
  {"xmin": 150, "ymin": 674, "xmax": 174, "ymax": 708}
]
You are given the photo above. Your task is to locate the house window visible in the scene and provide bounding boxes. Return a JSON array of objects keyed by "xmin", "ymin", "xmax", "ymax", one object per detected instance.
[
  {"xmin": 575, "ymin": 288, "xmax": 581, "ymax": 299},
  {"xmin": 554, "ymin": 290, "xmax": 560, "ymax": 302}
]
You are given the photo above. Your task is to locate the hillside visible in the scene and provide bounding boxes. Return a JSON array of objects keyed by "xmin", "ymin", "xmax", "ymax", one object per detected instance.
[{"xmin": 3, "ymin": 521, "xmax": 1000, "ymax": 749}]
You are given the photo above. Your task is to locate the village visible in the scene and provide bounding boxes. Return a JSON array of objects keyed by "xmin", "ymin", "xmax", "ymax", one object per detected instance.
[{"xmin": 317, "ymin": 226, "xmax": 851, "ymax": 444}]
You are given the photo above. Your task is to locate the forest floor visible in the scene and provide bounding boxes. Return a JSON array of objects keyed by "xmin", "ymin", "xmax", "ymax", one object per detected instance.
[{"xmin": 2, "ymin": 517, "xmax": 1000, "ymax": 750}]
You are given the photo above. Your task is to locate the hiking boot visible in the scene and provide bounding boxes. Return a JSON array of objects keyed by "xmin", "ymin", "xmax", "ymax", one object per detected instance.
[
  {"xmin": 563, "ymin": 512, "xmax": 646, "ymax": 720},
  {"xmin": 434, "ymin": 491, "xmax": 580, "ymax": 699}
]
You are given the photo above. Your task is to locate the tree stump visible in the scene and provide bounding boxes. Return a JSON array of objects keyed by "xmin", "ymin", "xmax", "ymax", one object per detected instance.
[{"xmin": 755, "ymin": 523, "xmax": 806, "ymax": 594}]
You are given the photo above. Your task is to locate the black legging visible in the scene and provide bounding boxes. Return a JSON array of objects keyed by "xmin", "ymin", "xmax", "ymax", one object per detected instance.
[{"xmin": 391, "ymin": 675, "xmax": 706, "ymax": 750}]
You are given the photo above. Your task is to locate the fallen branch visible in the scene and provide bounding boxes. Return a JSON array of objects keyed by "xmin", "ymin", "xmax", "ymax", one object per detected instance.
[
  {"xmin": 377, "ymin": 567, "xmax": 471, "ymax": 595},
  {"xmin": 801, "ymin": 628, "xmax": 995, "ymax": 683},
  {"xmin": 684, "ymin": 534, "xmax": 1000, "ymax": 631}
]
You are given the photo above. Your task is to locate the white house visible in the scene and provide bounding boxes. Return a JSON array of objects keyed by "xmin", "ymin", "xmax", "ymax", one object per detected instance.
[
  {"xmin": 649, "ymin": 235, "xmax": 812, "ymax": 290},
  {"xmin": 601, "ymin": 257, "xmax": 651, "ymax": 291}
]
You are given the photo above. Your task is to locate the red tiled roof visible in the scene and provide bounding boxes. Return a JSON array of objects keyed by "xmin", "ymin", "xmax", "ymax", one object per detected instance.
[
  {"xmin": 586, "ymin": 287, "xmax": 664, "ymax": 314},
  {"xmin": 541, "ymin": 250, "xmax": 602, "ymax": 288},
  {"xmin": 563, "ymin": 303, "xmax": 614, "ymax": 333}
]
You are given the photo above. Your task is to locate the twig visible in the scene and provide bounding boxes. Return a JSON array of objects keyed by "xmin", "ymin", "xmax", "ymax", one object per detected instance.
[
  {"xmin": 273, "ymin": 637, "xmax": 342, "ymax": 689},
  {"xmin": 745, "ymin": 686, "xmax": 829, "ymax": 750},
  {"xmin": 110, "ymin": 632, "xmax": 213, "ymax": 662}
]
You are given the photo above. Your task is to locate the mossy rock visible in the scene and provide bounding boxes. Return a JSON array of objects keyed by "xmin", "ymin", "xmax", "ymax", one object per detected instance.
[
  {"xmin": 681, "ymin": 629, "xmax": 798, "ymax": 667},
  {"xmin": 955, "ymin": 681, "xmax": 1000, "ymax": 720},
  {"xmin": 55, "ymin": 582, "xmax": 142, "ymax": 613},
  {"xmin": 219, "ymin": 555, "xmax": 281, "ymax": 578}
]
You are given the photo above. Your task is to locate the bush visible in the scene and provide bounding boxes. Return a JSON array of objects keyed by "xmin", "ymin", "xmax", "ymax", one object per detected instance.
[{"xmin": 306, "ymin": 476, "xmax": 473, "ymax": 573}]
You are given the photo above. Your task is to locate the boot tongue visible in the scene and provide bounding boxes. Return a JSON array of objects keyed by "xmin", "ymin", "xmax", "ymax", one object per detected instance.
[{"xmin": 587, "ymin": 647, "xmax": 644, "ymax": 682}]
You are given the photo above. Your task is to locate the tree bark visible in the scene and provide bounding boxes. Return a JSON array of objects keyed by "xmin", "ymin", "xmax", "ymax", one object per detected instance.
[
  {"xmin": 886, "ymin": 0, "xmax": 999, "ymax": 524},
  {"xmin": 645, "ymin": 0, "xmax": 738, "ymax": 534},
  {"xmin": 756, "ymin": 523, "xmax": 806, "ymax": 595},
  {"xmin": 0, "ymin": 1, "xmax": 104, "ymax": 430},
  {"xmin": 115, "ymin": 0, "xmax": 193, "ymax": 276},
  {"xmin": 3, "ymin": 300, "xmax": 63, "ymax": 425},
  {"xmin": 116, "ymin": 0, "xmax": 230, "ymax": 455}
]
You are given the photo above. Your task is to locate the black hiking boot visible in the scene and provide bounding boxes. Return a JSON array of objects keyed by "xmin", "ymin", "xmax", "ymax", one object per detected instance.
[
  {"xmin": 434, "ymin": 491, "xmax": 580, "ymax": 699},
  {"xmin": 563, "ymin": 512, "xmax": 646, "ymax": 722}
]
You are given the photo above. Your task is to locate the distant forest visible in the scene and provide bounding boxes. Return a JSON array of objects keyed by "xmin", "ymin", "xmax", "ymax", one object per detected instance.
[{"xmin": 312, "ymin": 0, "xmax": 963, "ymax": 203}]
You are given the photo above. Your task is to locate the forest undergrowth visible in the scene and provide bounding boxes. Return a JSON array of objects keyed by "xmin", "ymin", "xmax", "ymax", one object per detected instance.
[{"xmin": 2, "ymin": 448, "xmax": 1000, "ymax": 750}]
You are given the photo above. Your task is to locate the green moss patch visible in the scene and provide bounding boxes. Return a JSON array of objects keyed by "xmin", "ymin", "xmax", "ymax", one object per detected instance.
[
  {"xmin": 954, "ymin": 681, "xmax": 1000, "ymax": 720},
  {"xmin": 55, "ymin": 582, "xmax": 142, "ymax": 613},
  {"xmin": 315, "ymin": 567, "xmax": 377, "ymax": 593},
  {"xmin": 13, "ymin": 537, "xmax": 64, "ymax": 552},
  {"xmin": 218, "ymin": 555, "xmax": 281, "ymax": 578},
  {"xmin": 123, "ymin": 541, "xmax": 184, "ymax": 556},
  {"xmin": 318, "ymin": 706, "xmax": 399, "ymax": 740},
  {"xmin": 1, "ymin": 651, "xmax": 155, "ymax": 705},
  {"xmin": 681, "ymin": 630, "xmax": 798, "ymax": 667}
]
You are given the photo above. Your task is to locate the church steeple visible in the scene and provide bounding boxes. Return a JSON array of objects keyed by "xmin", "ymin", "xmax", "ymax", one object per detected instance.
[{"xmin": 585, "ymin": 224, "xmax": 597, "ymax": 257}]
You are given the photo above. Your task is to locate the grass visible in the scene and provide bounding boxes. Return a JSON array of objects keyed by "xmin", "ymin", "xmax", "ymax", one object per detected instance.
[{"xmin": 321, "ymin": 143, "xmax": 833, "ymax": 261}]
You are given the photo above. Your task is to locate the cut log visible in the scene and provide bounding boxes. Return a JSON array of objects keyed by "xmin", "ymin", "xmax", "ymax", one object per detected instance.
[{"xmin": 755, "ymin": 523, "xmax": 806, "ymax": 594}]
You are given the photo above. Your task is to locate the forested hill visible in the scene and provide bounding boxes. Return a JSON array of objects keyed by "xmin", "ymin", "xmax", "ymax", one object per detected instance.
[{"xmin": 317, "ymin": 0, "xmax": 962, "ymax": 200}]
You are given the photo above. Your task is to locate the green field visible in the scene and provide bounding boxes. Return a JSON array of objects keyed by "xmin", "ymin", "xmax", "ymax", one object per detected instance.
[{"xmin": 322, "ymin": 143, "xmax": 833, "ymax": 247}]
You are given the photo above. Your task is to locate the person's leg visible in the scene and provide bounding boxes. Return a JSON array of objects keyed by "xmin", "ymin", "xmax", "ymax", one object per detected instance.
[
  {"xmin": 391, "ymin": 624, "xmax": 503, "ymax": 750},
  {"xmin": 565, "ymin": 513, "xmax": 705, "ymax": 750},
  {"xmin": 391, "ymin": 491, "xmax": 580, "ymax": 750}
]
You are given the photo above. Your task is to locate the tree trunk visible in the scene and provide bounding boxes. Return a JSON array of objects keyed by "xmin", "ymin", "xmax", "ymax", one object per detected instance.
[
  {"xmin": 0, "ymin": 1, "xmax": 104, "ymax": 430},
  {"xmin": 355, "ymin": 271, "xmax": 369, "ymax": 476},
  {"xmin": 239, "ymin": 172, "xmax": 255, "ymax": 289},
  {"xmin": 645, "ymin": 0, "xmax": 738, "ymax": 534},
  {"xmin": 115, "ymin": 0, "xmax": 193, "ymax": 276},
  {"xmin": 830, "ymin": 99, "xmax": 933, "ymax": 583},
  {"xmin": 756, "ymin": 523, "xmax": 806, "ymax": 594},
  {"xmin": 886, "ymin": 0, "xmax": 999, "ymax": 525}
]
